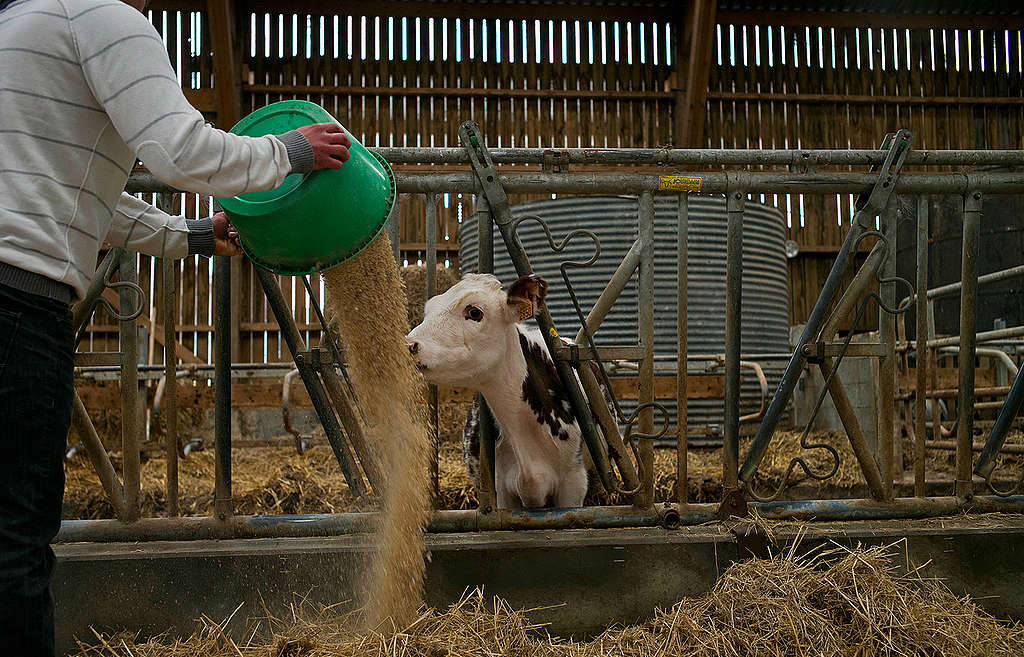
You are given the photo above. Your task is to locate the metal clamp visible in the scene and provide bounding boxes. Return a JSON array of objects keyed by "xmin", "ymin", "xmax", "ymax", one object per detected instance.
[{"xmin": 542, "ymin": 149, "xmax": 571, "ymax": 173}]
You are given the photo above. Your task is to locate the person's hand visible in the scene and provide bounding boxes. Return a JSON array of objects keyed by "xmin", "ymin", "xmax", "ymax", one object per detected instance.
[
  {"xmin": 212, "ymin": 211, "xmax": 243, "ymax": 257},
  {"xmin": 296, "ymin": 123, "xmax": 351, "ymax": 170}
]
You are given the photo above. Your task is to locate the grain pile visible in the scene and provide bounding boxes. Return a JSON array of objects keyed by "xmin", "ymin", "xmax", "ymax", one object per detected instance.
[
  {"xmin": 73, "ymin": 541, "xmax": 1024, "ymax": 657},
  {"xmin": 322, "ymin": 234, "xmax": 431, "ymax": 628}
]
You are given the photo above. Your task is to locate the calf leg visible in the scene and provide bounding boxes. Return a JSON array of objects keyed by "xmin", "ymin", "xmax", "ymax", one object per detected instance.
[{"xmin": 554, "ymin": 465, "xmax": 588, "ymax": 508}]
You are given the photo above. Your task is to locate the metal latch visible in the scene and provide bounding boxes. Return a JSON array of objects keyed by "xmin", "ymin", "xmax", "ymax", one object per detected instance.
[
  {"xmin": 542, "ymin": 149, "xmax": 571, "ymax": 173},
  {"xmin": 801, "ymin": 341, "xmax": 825, "ymax": 364}
]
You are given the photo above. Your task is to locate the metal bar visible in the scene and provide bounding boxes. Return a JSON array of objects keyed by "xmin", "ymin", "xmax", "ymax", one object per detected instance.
[
  {"xmin": 740, "ymin": 217, "xmax": 866, "ymax": 485},
  {"xmin": 723, "ymin": 187, "xmax": 744, "ymax": 494},
  {"xmin": 957, "ymin": 190, "xmax": 982, "ymax": 498},
  {"xmin": 915, "ymin": 195, "xmax": 929, "ymax": 497},
  {"xmin": 806, "ymin": 236, "xmax": 887, "ymax": 500},
  {"xmin": 816, "ymin": 361, "xmax": 887, "ymax": 499},
  {"xmin": 71, "ymin": 249, "xmax": 120, "ymax": 333},
  {"xmin": 636, "ymin": 191, "xmax": 656, "ymax": 508},
  {"xmin": 253, "ymin": 266, "xmax": 368, "ymax": 497},
  {"xmin": 362, "ymin": 147, "xmax": 1024, "ymax": 168},
  {"xmin": 742, "ymin": 131, "xmax": 911, "ymax": 489},
  {"xmin": 117, "ymin": 249, "xmax": 141, "ymax": 521},
  {"xmin": 878, "ymin": 195, "xmax": 898, "ymax": 500},
  {"xmin": 127, "ymin": 171, "xmax": 1024, "ymax": 196},
  {"xmin": 572, "ymin": 239, "xmax": 642, "ymax": 343},
  {"xmin": 318, "ymin": 364, "xmax": 385, "ymax": 493},
  {"xmin": 928, "ymin": 325, "xmax": 1024, "ymax": 348},
  {"xmin": 213, "ymin": 255, "xmax": 232, "ymax": 519},
  {"xmin": 53, "ymin": 495, "xmax": 1024, "ymax": 543},
  {"xmin": 975, "ymin": 358, "xmax": 1024, "ymax": 478},
  {"xmin": 473, "ymin": 195, "xmax": 498, "ymax": 513},
  {"xmin": 386, "ymin": 193, "xmax": 401, "ymax": 264},
  {"xmin": 905, "ymin": 263, "xmax": 1024, "ymax": 305},
  {"xmin": 923, "ymin": 385, "xmax": 1013, "ymax": 399},
  {"xmin": 426, "ymin": 193, "xmax": 440, "ymax": 503},
  {"xmin": 163, "ymin": 256, "xmax": 179, "ymax": 517},
  {"xmin": 71, "ymin": 392, "xmax": 127, "ymax": 519},
  {"xmin": 576, "ymin": 364, "xmax": 638, "ymax": 490},
  {"xmin": 677, "ymin": 194, "xmax": 689, "ymax": 504},
  {"xmin": 934, "ymin": 439, "xmax": 1024, "ymax": 455}
]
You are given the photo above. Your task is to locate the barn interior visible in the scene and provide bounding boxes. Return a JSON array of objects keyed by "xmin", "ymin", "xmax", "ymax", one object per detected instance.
[{"xmin": 46, "ymin": 0, "xmax": 1024, "ymax": 654}]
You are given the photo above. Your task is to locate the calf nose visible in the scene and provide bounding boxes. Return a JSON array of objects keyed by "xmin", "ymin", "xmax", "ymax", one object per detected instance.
[{"xmin": 407, "ymin": 341, "xmax": 419, "ymax": 356}]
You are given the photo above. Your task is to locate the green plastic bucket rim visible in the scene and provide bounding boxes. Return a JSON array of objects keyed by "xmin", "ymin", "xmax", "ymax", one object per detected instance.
[
  {"xmin": 217, "ymin": 101, "xmax": 335, "ymax": 214},
  {"xmin": 241, "ymin": 149, "xmax": 397, "ymax": 276}
]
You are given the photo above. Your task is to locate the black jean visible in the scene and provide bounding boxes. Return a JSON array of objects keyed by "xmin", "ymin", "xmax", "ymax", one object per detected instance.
[{"xmin": 0, "ymin": 283, "xmax": 74, "ymax": 657}]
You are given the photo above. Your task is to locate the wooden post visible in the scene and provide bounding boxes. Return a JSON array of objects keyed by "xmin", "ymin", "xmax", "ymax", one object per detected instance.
[
  {"xmin": 681, "ymin": 0, "xmax": 717, "ymax": 148},
  {"xmin": 207, "ymin": 0, "xmax": 244, "ymax": 361},
  {"xmin": 207, "ymin": 0, "xmax": 242, "ymax": 128}
]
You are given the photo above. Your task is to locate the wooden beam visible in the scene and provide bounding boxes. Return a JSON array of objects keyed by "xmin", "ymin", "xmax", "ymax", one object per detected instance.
[
  {"xmin": 681, "ymin": 0, "xmax": 717, "ymax": 149},
  {"xmin": 207, "ymin": 0, "xmax": 242, "ymax": 128},
  {"xmin": 707, "ymin": 91, "xmax": 1024, "ymax": 106},
  {"xmin": 243, "ymin": 84, "xmax": 672, "ymax": 100},
  {"xmin": 99, "ymin": 289, "xmax": 203, "ymax": 364},
  {"xmin": 76, "ymin": 376, "xmax": 725, "ymax": 410},
  {"xmin": 611, "ymin": 375, "xmax": 725, "ymax": 401},
  {"xmin": 717, "ymin": 10, "xmax": 1024, "ymax": 31},
  {"xmin": 152, "ymin": 0, "xmax": 673, "ymax": 21}
]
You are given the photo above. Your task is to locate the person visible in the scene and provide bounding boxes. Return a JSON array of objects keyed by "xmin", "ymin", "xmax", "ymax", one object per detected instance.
[{"xmin": 0, "ymin": 0, "xmax": 353, "ymax": 653}]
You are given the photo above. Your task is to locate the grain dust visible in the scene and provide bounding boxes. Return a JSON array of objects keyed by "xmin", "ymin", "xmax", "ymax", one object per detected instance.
[{"xmin": 322, "ymin": 233, "xmax": 431, "ymax": 628}]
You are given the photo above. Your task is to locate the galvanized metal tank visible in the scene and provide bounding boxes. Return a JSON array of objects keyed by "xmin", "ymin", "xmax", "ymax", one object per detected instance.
[{"xmin": 459, "ymin": 195, "xmax": 790, "ymax": 442}]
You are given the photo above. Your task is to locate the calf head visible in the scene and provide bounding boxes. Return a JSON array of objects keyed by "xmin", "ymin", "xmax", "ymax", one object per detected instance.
[{"xmin": 406, "ymin": 273, "xmax": 547, "ymax": 387}]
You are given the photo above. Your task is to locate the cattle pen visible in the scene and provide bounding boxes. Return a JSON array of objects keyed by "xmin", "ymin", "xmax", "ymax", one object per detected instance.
[{"xmin": 37, "ymin": 0, "xmax": 1024, "ymax": 654}]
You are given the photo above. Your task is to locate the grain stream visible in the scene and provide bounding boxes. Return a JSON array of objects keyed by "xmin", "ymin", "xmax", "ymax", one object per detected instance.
[{"xmin": 323, "ymin": 234, "xmax": 430, "ymax": 628}]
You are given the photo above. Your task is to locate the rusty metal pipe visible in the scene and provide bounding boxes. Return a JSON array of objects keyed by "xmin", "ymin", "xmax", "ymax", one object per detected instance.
[
  {"xmin": 956, "ymin": 190, "xmax": 982, "ymax": 498},
  {"xmin": 71, "ymin": 392, "xmax": 127, "ymax": 520},
  {"xmin": 636, "ymin": 191, "xmax": 656, "ymax": 508},
  {"xmin": 677, "ymin": 194, "xmax": 689, "ymax": 504},
  {"xmin": 572, "ymin": 238, "xmax": 642, "ymax": 343},
  {"xmin": 816, "ymin": 360, "xmax": 887, "ymax": 500},
  {"xmin": 53, "ymin": 495, "xmax": 1024, "ymax": 543},
  {"xmin": 737, "ymin": 361, "xmax": 769, "ymax": 424},
  {"xmin": 319, "ymin": 364, "xmax": 385, "ymax": 493}
]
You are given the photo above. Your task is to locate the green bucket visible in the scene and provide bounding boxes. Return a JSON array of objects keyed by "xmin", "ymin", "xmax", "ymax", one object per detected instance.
[{"xmin": 216, "ymin": 100, "xmax": 396, "ymax": 275}]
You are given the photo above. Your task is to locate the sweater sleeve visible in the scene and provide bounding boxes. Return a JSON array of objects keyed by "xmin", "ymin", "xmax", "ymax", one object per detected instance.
[
  {"xmin": 67, "ymin": 2, "xmax": 313, "ymax": 195},
  {"xmin": 104, "ymin": 193, "xmax": 219, "ymax": 259}
]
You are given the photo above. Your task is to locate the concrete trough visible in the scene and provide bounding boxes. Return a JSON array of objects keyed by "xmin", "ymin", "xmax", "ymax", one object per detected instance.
[{"xmin": 54, "ymin": 517, "xmax": 1024, "ymax": 655}]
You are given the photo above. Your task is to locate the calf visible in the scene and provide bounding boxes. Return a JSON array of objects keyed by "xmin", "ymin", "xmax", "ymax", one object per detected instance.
[{"xmin": 406, "ymin": 273, "xmax": 591, "ymax": 509}]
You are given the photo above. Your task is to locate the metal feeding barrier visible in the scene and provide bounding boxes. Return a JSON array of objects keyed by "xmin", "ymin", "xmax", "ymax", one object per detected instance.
[{"xmin": 56, "ymin": 125, "xmax": 1024, "ymax": 543}]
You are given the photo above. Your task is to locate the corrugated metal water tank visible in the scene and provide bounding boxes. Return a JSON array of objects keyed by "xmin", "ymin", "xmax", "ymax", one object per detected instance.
[{"xmin": 459, "ymin": 195, "xmax": 790, "ymax": 442}]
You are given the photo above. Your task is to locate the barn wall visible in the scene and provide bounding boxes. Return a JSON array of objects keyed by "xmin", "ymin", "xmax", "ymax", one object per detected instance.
[{"xmin": 84, "ymin": 4, "xmax": 1024, "ymax": 363}]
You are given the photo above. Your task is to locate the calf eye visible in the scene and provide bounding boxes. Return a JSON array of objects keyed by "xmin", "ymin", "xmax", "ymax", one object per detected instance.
[{"xmin": 464, "ymin": 305, "xmax": 484, "ymax": 322}]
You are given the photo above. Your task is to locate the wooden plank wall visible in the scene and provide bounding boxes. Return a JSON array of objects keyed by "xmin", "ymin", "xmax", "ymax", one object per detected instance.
[
  {"xmin": 708, "ymin": 22, "xmax": 1024, "ymax": 327},
  {"xmin": 82, "ymin": 6, "xmax": 1024, "ymax": 363}
]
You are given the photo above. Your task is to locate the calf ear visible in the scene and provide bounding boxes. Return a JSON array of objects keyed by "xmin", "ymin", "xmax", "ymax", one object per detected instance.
[{"xmin": 505, "ymin": 274, "xmax": 547, "ymax": 322}]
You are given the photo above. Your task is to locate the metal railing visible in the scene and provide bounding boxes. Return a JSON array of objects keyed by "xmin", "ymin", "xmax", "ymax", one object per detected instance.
[{"xmin": 57, "ymin": 133, "xmax": 1024, "ymax": 543}]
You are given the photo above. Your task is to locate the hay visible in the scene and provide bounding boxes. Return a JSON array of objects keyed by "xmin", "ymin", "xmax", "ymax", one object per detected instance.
[
  {"xmin": 65, "ymin": 426, "xmax": 988, "ymax": 519},
  {"xmin": 323, "ymin": 234, "xmax": 432, "ymax": 627},
  {"xmin": 72, "ymin": 542, "xmax": 1024, "ymax": 657},
  {"xmin": 399, "ymin": 265, "xmax": 458, "ymax": 330}
]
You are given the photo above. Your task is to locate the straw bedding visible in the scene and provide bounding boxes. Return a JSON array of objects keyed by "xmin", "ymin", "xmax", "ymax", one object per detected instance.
[
  {"xmin": 63, "ymin": 425, "xmax": 1024, "ymax": 518},
  {"xmin": 71, "ymin": 540, "xmax": 1024, "ymax": 657}
]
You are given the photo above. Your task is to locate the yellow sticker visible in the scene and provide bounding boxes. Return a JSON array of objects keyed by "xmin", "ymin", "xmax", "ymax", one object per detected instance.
[
  {"xmin": 658, "ymin": 175, "xmax": 702, "ymax": 192},
  {"xmin": 548, "ymin": 327, "xmax": 559, "ymax": 338}
]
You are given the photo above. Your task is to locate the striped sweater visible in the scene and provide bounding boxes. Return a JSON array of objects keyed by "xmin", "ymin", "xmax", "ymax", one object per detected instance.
[{"xmin": 0, "ymin": 0, "xmax": 315, "ymax": 302}]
